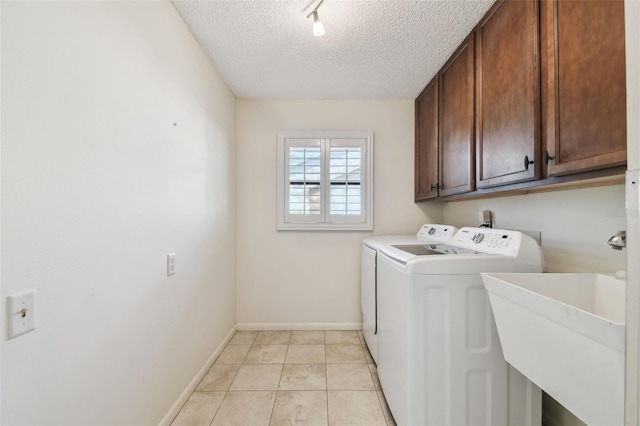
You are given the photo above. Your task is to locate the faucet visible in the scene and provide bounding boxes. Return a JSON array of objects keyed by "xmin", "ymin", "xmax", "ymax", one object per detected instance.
[{"xmin": 607, "ymin": 231, "xmax": 626, "ymax": 250}]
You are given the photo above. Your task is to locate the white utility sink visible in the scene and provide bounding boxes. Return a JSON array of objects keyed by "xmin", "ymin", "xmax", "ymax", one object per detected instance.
[{"xmin": 481, "ymin": 273, "xmax": 625, "ymax": 426}]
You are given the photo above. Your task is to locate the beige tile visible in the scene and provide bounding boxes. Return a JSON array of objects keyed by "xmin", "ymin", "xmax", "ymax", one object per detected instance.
[
  {"xmin": 368, "ymin": 364, "xmax": 381, "ymax": 391},
  {"xmin": 255, "ymin": 330, "xmax": 292, "ymax": 344},
  {"xmin": 279, "ymin": 364, "xmax": 326, "ymax": 391},
  {"xmin": 171, "ymin": 391, "xmax": 225, "ymax": 426},
  {"xmin": 326, "ymin": 364, "xmax": 375, "ymax": 390},
  {"xmin": 270, "ymin": 390, "xmax": 328, "ymax": 426},
  {"xmin": 229, "ymin": 364, "xmax": 284, "ymax": 390},
  {"xmin": 357, "ymin": 330, "xmax": 365, "ymax": 345},
  {"xmin": 285, "ymin": 345, "xmax": 325, "ymax": 364},
  {"xmin": 326, "ymin": 345, "xmax": 366, "ymax": 364},
  {"xmin": 290, "ymin": 330, "xmax": 325, "ymax": 345},
  {"xmin": 245, "ymin": 344, "xmax": 288, "ymax": 364},
  {"xmin": 327, "ymin": 391, "xmax": 386, "ymax": 426},
  {"xmin": 229, "ymin": 330, "xmax": 258, "ymax": 345},
  {"xmin": 215, "ymin": 344, "xmax": 251, "ymax": 364},
  {"xmin": 211, "ymin": 391, "xmax": 276, "ymax": 426},
  {"xmin": 325, "ymin": 331, "xmax": 360, "ymax": 345},
  {"xmin": 196, "ymin": 364, "xmax": 240, "ymax": 391},
  {"xmin": 377, "ymin": 391, "xmax": 396, "ymax": 426}
]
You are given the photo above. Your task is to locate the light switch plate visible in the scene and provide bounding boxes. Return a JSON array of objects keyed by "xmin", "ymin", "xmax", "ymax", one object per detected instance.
[{"xmin": 7, "ymin": 289, "xmax": 36, "ymax": 339}]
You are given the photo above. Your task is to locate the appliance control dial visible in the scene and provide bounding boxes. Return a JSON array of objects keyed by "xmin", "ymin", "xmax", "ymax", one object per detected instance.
[
  {"xmin": 472, "ymin": 233, "xmax": 485, "ymax": 244},
  {"xmin": 428, "ymin": 228, "xmax": 436, "ymax": 235}
]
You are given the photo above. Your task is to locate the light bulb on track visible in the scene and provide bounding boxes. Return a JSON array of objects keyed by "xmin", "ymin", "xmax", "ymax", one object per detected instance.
[
  {"xmin": 312, "ymin": 11, "xmax": 325, "ymax": 37},
  {"xmin": 307, "ymin": 0, "xmax": 326, "ymax": 37}
]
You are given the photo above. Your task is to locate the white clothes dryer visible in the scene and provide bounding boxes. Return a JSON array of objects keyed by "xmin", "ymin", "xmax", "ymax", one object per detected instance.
[
  {"xmin": 361, "ymin": 224, "xmax": 457, "ymax": 363},
  {"xmin": 376, "ymin": 227, "xmax": 545, "ymax": 426}
]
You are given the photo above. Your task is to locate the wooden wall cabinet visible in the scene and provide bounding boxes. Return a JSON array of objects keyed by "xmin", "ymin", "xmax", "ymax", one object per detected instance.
[
  {"xmin": 476, "ymin": 0, "xmax": 541, "ymax": 188},
  {"xmin": 415, "ymin": 0, "xmax": 627, "ymax": 201},
  {"xmin": 438, "ymin": 34, "xmax": 476, "ymax": 197},
  {"xmin": 415, "ymin": 76, "xmax": 439, "ymax": 201},
  {"xmin": 541, "ymin": 0, "xmax": 627, "ymax": 177}
]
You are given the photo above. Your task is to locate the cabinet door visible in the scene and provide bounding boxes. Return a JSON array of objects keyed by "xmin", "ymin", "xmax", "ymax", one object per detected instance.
[
  {"xmin": 415, "ymin": 76, "xmax": 439, "ymax": 200},
  {"xmin": 476, "ymin": 0, "xmax": 541, "ymax": 188},
  {"xmin": 439, "ymin": 34, "xmax": 475, "ymax": 197},
  {"xmin": 542, "ymin": 0, "xmax": 626, "ymax": 176}
]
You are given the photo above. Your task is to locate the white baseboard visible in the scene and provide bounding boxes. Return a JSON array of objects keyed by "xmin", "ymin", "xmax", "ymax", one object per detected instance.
[
  {"xmin": 236, "ymin": 322, "xmax": 362, "ymax": 331},
  {"xmin": 159, "ymin": 325, "xmax": 238, "ymax": 426}
]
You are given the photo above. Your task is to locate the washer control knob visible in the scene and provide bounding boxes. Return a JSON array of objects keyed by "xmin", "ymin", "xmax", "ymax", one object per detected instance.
[
  {"xmin": 428, "ymin": 228, "xmax": 436, "ymax": 235},
  {"xmin": 472, "ymin": 233, "xmax": 485, "ymax": 244}
]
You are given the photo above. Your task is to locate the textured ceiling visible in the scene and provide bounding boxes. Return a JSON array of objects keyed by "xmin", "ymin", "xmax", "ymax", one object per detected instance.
[{"xmin": 171, "ymin": 0, "xmax": 496, "ymax": 99}]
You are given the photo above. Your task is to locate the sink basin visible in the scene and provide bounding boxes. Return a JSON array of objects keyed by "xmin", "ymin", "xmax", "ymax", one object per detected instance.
[{"xmin": 481, "ymin": 273, "xmax": 625, "ymax": 426}]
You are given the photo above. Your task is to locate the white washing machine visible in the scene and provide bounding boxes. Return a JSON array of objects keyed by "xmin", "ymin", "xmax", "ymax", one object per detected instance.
[
  {"xmin": 377, "ymin": 227, "xmax": 544, "ymax": 426},
  {"xmin": 361, "ymin": 224, "xmax": 457, "ymax": 364}
]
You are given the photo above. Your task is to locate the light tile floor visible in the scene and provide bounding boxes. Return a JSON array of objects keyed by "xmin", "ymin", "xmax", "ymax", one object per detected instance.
[{"xmin": 171, "ymin": 330, "xmax": 396, "ymax": 426}]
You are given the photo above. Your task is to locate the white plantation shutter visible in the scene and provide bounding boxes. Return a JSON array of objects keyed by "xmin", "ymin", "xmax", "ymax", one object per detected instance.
[
  {"xmin": 328, "ymin": 139, "xmax": 365, "ymax": 223},
  {"xmin": 284, "ymin": 139, "xmax": 323, "ymax": 224},
  {"xmin": 277, "ymin": 132, "xmax": 373, "ymax": 230}
]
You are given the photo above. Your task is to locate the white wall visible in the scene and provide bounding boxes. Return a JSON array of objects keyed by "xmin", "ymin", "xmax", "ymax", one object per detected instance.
[
  {"xmin": 443, "ymin": 185, "xmax": 626, "ymax": 273},
  {"xmin": 1, "ymin": 2, "xmax": 236, "ymax": 424},
  {"xmin": 236, "ymin": 99, "xmax": 442, "ymax": 327},
  {"xmin": 625, "ymin": 0, "xmax": 640, "ymax": 424}
]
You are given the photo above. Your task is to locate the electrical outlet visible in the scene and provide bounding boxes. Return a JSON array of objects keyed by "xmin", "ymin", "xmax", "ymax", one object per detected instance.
[
  {"xmin": 8, "ymin": 289, "xmax": 36, "ymax": 339},
  {"xmin": 167, "ymin": 253, "xmax": 176, "ymax": 276},
  {"xmin": 478, "ymin": 210, "xmax": 493, "ymax": 227}
]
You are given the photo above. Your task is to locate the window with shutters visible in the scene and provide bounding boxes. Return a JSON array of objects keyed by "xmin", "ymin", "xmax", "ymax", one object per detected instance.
[{"xmin": 277, "ymin": 131, "xmax": 373, "ymax": 230}]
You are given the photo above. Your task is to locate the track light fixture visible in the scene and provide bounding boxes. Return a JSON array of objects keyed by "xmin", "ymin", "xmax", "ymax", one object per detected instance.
[{"xmin": 307, "ymin": 0, "xmax": 325, "ymax": 37}]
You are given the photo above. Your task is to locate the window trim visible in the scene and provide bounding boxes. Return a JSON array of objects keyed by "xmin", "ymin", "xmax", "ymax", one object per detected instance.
[{"xmin": 277, "ymin": 131, "xmax": 373, "ymax": 231}]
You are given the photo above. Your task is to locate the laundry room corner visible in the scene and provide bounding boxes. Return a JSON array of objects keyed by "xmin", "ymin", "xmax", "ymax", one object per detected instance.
[{"xmin": 235, "ymin": 99, "xmax": 444, "ymax": 329}]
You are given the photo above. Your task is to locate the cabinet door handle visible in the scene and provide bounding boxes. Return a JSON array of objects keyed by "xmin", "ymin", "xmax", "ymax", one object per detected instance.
[
  {"xmin": 430, "ymin": 183, "xmax": 441, "ymax": 191},
  {"xmin": 544, "ymin": 150, "xmax": 555, "ymax": 165},
  {"xmin": 524, "ymin": 155, "xmax": 534, "ymax": 170}
]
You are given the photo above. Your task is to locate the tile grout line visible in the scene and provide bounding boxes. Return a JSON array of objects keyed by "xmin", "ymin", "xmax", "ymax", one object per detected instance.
[
  {"xmin": 207, "ymin": 391, "xmax": 225, "ymax": 426},
  {"xmin": 361, "ymin": 333, "xmax": 390, "ymax": 426},
  {"xmin": 208, "ymin": 332, "xmax": 256, "ymax": 426},
  {"xmin": 271, "ymin": 339, "xmax": 288, "ymax": 426},
  {"xmin": 324, "ymin": 331, "xmax": 330, "ymax": 426}
]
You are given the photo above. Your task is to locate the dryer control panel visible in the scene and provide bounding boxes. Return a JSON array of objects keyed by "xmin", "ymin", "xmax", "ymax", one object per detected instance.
[
  {"xmin": 416, "ymin": 224, "xmax": 458, "ymax": 242},
  {"xmin": 451, "ymin": 227, "xmax": 523, "ymax": 255}
]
